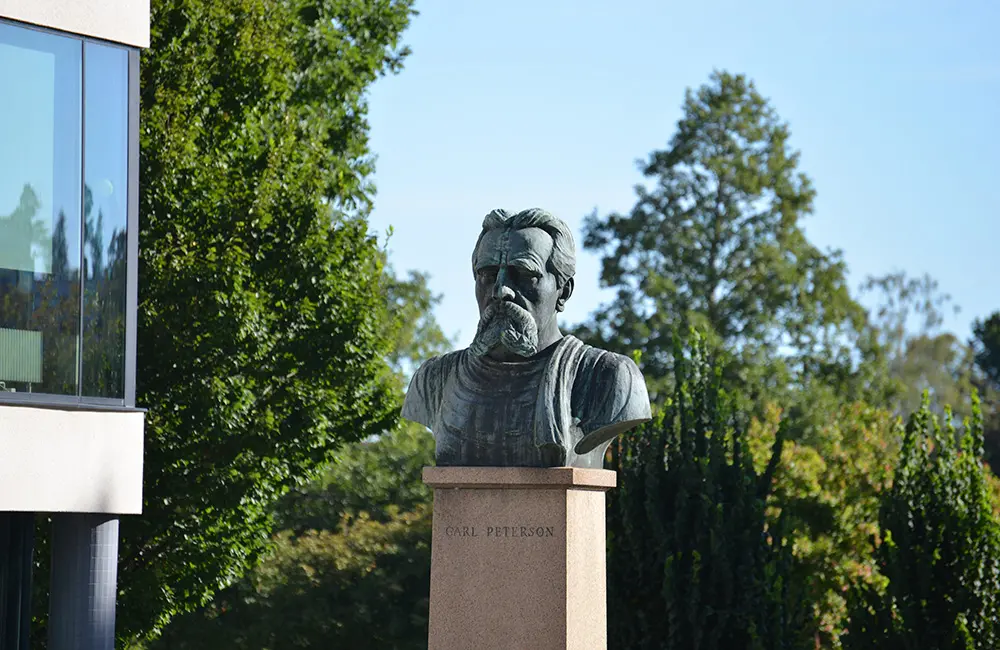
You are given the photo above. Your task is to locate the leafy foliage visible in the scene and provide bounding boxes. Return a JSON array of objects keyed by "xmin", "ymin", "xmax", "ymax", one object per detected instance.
[
  {"xmin": 860, "ymin": 272, "xmax": 974, "ymax": 420},
  {"xmin": 144, "ymin": 263, "xmax": 445, "ymax": 648},
  {"xmin": 272, "ymin": 420, "xmax": 435, "ymax": 534},
  {"xmin": 606, "ymin": 334, "xmax": 811, "ymax": 650},
  {"xmin": 972, "ymin": 313, "xmax": 1000, "ymax": 388},
  {"xmin": 842, "ymin": 395, "xmax": 1000, "ymax": 649},
  {"xmin": 385, "ymin": 268, "xmax": 454, "ymax": 384},
  {"xmin": 263, "ymin": 265, "xmax": 447, "ymax": 535},
  {"xmin": 115, "ymin": 0, "xmax": 417, "ymax": 642},
  {"xmin": 575, "ymin": 69, "xmax": 913, "ymax": 648},
  {"xmin": 146, "ymin": 421, "xmax": 435, "ymax": 650},
  {"xmin": 150, "ymin": 505, "xmax": 431, "ymax": 650},
  {"xmin": 749, "ymin": 401, "xmax": 899, "ymax": 646},
  {"xmin": 971, "ymin": 313, "xmax": 1000, "ymax": 469},
  {"xmin": 577, "ymin": 71, "xmax": 871, "ymax": 408}
]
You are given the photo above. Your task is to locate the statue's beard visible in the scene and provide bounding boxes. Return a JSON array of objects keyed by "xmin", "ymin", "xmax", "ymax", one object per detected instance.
[{"xmin": 469, "ymin": 300, "xmax": 539, "ymax": 359}]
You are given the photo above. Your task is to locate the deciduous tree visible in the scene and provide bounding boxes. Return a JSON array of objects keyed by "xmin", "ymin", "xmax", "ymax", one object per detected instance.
[
  {"xmin": 972, "ymin": 312, "xmax": 1000, "ymax": 469},
  {"xmin": 150, "ymin": 505, "xmax": 432, "ymax": 650},
  {"xmin": 860, "ymin": 272, "xmax": 974, "ymax": 420},
  {"xmin": 577, "ymin": 71, "xmax": 872, "ymax": 411},
  {"xmin": 748, "ymin": 401, "xmax": 898, "ymax": 647},
  {"xmin": 145, "ymin": 265, "xmax": 447, "ymax": 649},
  {"xmin": 113, "ymin": 0, "xmax": 417, "ymax": 643}
]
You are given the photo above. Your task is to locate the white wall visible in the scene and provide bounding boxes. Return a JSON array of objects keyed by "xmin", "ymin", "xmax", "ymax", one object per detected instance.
[
  {"xmin": 0, "ymin": 404, "xmax": 144, "ymax": 514},
  {"xmin": 0, "ymin": 0, "xmax": 150, "ymax": 48}
]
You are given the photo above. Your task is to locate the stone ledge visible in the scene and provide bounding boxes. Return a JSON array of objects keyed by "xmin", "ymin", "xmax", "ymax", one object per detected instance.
[
  {"xmin": 0, "ymin": 403, "xmax": 144, "ymax": 514},
  {"xmin": 2, "ymin": 0, "xmax": 151, "ymax": 48},
  {"xmin": 423, "ymin": 466, "xmax": 616, "ymax": 490}
]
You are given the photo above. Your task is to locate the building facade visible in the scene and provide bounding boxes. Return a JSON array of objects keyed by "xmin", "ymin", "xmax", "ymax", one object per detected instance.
[{"xmin": 0, "ymin": 2, "xmax": 148, "ymax": 648}]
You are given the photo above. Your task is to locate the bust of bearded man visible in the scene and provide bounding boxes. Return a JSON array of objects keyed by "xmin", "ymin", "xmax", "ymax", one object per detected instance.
[{"xmin": 402, "ymin": 208, "xmax": 651, "ymax": 468}]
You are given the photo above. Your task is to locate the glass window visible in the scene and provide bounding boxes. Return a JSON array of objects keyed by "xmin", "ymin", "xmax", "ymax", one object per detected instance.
[
  {"xmin": 0, "ymin": 23, "xmax": 82, "ymax": 396},
  {"xmin": 82, "ymin": 42, "xmax": 129, "ymax": 398}
]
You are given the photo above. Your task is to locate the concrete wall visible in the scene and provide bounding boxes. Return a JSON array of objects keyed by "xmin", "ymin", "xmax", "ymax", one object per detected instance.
[
  {"xmin": 0, "ymin": 405, "xmax": 144, "ymax": 514},
  {"xmin": 0, "ymin": 0, "xmax": 150, "ymax": 48}
]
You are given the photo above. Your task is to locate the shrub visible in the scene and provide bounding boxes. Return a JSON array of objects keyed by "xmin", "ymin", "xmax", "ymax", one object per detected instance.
[
  {"xmin": 607, "ymin": 336, "xmax": 811, "ymax": 649},
  {"xmin": 842, "ymin": 394, "xmax": 1000, "ymax": 649}
]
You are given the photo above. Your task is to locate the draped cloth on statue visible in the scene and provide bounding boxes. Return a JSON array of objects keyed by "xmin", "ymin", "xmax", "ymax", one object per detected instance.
[{"xmin": 402, "ymin": 335, "xmax": 651, "ymax": 468}]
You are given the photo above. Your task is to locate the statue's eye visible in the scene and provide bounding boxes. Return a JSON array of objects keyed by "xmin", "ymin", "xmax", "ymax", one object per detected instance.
[
  {"xmin": 476, "ymin": 268, "xmax": 497, "ymax": 284},
  {"xmin": 507, "ymin": 268, "xmax": 538, "ymax": 290}
]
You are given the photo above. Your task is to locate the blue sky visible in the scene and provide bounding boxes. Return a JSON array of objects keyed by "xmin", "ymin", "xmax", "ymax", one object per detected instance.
[
  {"xmin": 0, "ymin": 25, "xmax": 126, "ymax": 276},
  {"xmin": 0, "ymin": 39, "xmax": 55, "ymax": 273},
  {"xmin": 366, "ymin": 0, "xmax": 1000, "ymax": 349}
]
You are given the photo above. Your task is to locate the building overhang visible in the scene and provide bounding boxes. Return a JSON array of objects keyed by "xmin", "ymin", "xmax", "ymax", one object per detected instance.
[
  {"xmin": 1, "ymin": 0, "xmax": 150, "ymax": 48},
  {"xmin": 0, "ymin": 404, "xmax": 144, "ymax": 514}
]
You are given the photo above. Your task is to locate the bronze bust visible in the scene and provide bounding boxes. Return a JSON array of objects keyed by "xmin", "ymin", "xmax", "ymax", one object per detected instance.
[{"xmin": 402, "ymin": 208, "xmax": 651, "ymax": 468}]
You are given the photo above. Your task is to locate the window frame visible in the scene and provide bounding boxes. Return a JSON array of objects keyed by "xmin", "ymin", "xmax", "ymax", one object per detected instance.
[{"xmin": 0, "ymin": 17, "xmax": 139, "ymax": 410}]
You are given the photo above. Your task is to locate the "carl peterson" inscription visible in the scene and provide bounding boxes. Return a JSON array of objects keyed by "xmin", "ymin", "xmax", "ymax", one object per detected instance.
[{"xmin": 444, "ymin": 525, "xmax": 556, "ymax": 538}]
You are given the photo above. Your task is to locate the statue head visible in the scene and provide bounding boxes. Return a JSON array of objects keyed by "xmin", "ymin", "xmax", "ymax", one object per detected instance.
[{"xmin": 469, "ymin": 208, "xmax": 576, "ymax": 360}]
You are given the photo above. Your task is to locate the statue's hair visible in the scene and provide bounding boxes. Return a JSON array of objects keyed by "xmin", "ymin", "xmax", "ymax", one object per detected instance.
[{"xmin": 472, "ymin": 208, "xmax": 576, "ymax": 286}]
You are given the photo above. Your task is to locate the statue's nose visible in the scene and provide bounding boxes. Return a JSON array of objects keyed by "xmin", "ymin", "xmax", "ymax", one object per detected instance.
[{"xmin": 492, "ymin": 268, "xmax": 516, "ymax": 301}]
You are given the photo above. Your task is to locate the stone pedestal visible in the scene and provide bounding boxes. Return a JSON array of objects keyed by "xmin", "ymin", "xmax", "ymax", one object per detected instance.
[{"xmin": 423, "ymin": 466, "xmax": 616, "ymax": 650}]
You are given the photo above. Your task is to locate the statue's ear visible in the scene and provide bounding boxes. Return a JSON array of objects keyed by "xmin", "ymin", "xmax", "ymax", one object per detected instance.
[{"xmin": 556, "ymin": 277, "xmax": 574, "ymax": 312}]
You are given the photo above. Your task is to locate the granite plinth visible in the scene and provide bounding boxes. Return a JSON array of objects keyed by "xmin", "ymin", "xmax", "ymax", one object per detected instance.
[{"xmin": 423, "ymin": 466, "xmax": 615, "ymax": 650}]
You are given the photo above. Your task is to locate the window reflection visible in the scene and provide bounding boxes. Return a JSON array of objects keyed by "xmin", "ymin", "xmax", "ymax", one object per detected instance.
[
  {"xmin": 0, "ymin": 23, "xmax": 82, "ymax": 396},
  {"xmin": 82, "ymin": 42, "xmax": 129, "ymax": 399}
]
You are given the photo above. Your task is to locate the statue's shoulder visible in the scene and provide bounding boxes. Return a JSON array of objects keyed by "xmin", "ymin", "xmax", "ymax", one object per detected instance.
[
  {"xmin": 413, "ymin": 349, "xmax": 465, "ymax": 380},
  {"xmin": 571, "ymin": 341, "xmax": 651, "ymax": 431},
  {"xmin": 401, "ymin": 349, "xmax": 466, "ymax": 429},
  {"xmin": 573, "ymin": 341, "xmax": 644, "ymax": 391}
]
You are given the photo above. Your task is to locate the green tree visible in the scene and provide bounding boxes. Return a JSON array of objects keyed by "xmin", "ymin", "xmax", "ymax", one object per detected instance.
[
  {"xmin": 607, "ymin": 335, "xmax": 811, "ymax": 650},
  {"xmin": 151, "ymin": 505, "xmax": 432, "ymax": 650},
  {"xmin": 578, "ymin": 71, "xmax": 873, "ymax": 411},
  {"xmin": 971, "ymin": 313, "xmax": 1000, "ymax": 468},
  {"xmin": 384, "ymin": 267, "xmax": 454, "ymax": 387},
  {"xmin": 272, "ymin": 419, "xmax": 435, "ymax": 534},
  {"xmin": 270, "ymin": 264, "xmax": 449, "ymax": 534},
  {"xmin": 972, "ymin": 314, "xmax": 1000, "ymax": 388},
  {"xmin": 109, "ymin": 0, "xmax": 417, "ymax": 643},
  {"xmin": 842, "ymin": 395, "xmax": 1000, "ymax": 649},
  {"xmin": 860, "ymin": 272, "xmax": 974, "ymax": 420},
  {"xmin": 147, "ymin": 265, "xmax": 448, "ymax": 649},
  {"xmin": 578, "ymin": 70, "xmax": 905, "ymax": 647},
  {"xmin": 150, "ymin": 426, "xmax": 435, "ymax": 650},
  {"xmin": 748, "ymin": 401, "xmax": 899, "ymax": 647}
]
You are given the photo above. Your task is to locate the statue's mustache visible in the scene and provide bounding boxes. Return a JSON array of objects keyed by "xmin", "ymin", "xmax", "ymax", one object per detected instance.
[{"xmin": 469, "ymin": 300, "xmax": 539, "ymax": 358}]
